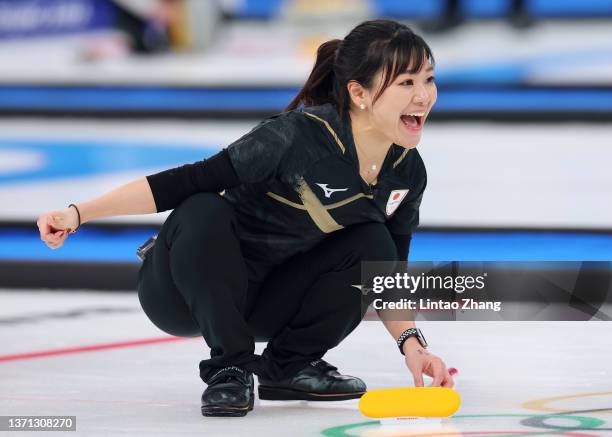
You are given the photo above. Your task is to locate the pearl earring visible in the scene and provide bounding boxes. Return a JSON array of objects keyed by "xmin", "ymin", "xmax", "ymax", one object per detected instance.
[{"xmin": 359, "ymin": 103, "xmax": 365, "ymax": 110}]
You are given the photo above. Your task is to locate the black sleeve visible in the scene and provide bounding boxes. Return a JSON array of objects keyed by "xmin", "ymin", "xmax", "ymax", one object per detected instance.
[
  {"xmin": 391, "ymin": 232, "xmax": 412, "ymax": 260},
  {"xmin": 145, "ymin": 148, "xmax": 240, "ymax": 213}
]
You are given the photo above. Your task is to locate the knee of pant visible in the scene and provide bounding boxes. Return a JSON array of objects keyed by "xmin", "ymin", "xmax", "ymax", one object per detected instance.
[
  {"xmin": 352, "ymin": 222, "xmax": 398, "ymax": 262},
  {"xmin": 320, "ymin": 297, "xmax": 364, "ymax": 349},
  {"xmin": 321, "ymin": 281, "xmax": 365, "ymax": 325}
]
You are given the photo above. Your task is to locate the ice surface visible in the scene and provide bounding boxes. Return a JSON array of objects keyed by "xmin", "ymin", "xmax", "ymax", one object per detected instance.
[{"xmin": 1, "ymin": 289, "xmax": 611, "ymax": 436}]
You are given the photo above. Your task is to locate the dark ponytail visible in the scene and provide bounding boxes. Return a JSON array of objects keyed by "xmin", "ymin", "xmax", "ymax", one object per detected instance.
[
  {"xmin": 284, "ymin": 19, "xmax": 435, "ymax": 116},
  {"xmin": 284, "ymin": 38, "xmax": 342, "ymax": 112}
]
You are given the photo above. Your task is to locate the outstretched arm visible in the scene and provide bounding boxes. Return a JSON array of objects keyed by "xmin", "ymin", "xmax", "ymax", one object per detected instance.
[
  {"xmin": 37, "ymin": 176, "xmax": 157, "ymax": 249},
  {"xmin": 37, "ymin": 148, "xmax": 239, "ymax": 249},
  {"xmin": 77, "ymin": 176, "xmax": 157, "ymax": 224}
]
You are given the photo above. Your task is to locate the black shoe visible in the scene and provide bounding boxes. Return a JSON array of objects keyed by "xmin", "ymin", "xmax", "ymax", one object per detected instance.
[
  {"xmin": 258, "ymin": 359, "xmax": 366, "ymax": 401},
  {"xmin": 201, "ymin": 366, "xmax": 254, "ymax": 417}
]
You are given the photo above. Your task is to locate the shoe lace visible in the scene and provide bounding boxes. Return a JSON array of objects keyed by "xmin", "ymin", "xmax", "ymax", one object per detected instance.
[
  {"xmin": 208, "ymin": 366, "xmax": 249, "ymax": 385},
  {"xmin": 309, "ymin": 359, "xmax": 338, "ymax": 372}
]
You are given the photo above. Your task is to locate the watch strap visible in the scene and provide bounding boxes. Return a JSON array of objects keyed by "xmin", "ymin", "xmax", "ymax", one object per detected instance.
[{"xmin": 397, "ymin": 328, "xmax": 425, "ymax": 355}]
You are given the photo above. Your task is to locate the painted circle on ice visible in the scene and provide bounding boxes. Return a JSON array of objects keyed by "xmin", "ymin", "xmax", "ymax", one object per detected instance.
[
  {"xmin": 521, "ymin": 408, "xmax": 612, "ymax": 432},
  {"xmin": 522, "ymin": 392, "xmax": 612, "ymax": 414},
  {"xmin": 320, "ymin": 413, "xmax": 606, "ymax": 437}
]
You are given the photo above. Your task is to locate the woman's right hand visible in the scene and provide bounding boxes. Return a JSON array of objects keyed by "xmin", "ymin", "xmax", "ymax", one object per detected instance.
[{"xmin": 37, "ymin": 207, "xmax": 80, "ymax": 250}]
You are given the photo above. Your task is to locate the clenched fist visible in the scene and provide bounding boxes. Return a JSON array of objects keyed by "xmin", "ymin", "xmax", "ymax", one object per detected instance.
[{"xmin": 36, "ymin": 206, "xmax": 80, "ymax": 250}]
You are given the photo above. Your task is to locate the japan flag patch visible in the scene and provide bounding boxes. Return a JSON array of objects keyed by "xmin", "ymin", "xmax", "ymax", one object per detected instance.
[{"xmin": 385, "ymin": 189, "xmax": 409, "ymax": 216}]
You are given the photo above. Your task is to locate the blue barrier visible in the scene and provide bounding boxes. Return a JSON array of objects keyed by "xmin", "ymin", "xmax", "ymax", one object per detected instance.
[
  {"xmin": 370, "ymin": 0, "xmax": 445, "ymax": 18},
  {"xmin": 461, "ymin": 0, "xmax": 511, "ymax": 18},
  {"xmin": 2, "ymin": 229, "xmax": 610, "ymax": 262},
  {"xmin": 0, "ymin": 86, "xmax": 611, "ymax": 112},
  {"xmin": 529, "ymin": 0, "xmax": 612, "ymax": 17},
  {"xmin": 235, "ymin": 0, "xmax": 284, "ymax": 19}
]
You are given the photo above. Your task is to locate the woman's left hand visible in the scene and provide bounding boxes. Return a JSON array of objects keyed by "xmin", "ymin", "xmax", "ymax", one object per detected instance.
[{"xmin": 403, "ymin": 338, "xmax": 454, "ymax": 388}]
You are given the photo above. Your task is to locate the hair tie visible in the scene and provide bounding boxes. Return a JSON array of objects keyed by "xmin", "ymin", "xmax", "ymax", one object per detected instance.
[{"xmin": 68, "ymin": 203, "xmax": 81, "ymax": 233}]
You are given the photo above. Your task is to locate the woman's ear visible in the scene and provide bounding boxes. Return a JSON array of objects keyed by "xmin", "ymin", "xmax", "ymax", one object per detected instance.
[{"xmin": 347, "ymin": 80, "xmax": 367, "ymax": 109}]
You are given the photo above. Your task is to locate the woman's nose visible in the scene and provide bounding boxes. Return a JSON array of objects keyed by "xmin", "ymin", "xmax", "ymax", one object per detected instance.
[{"xmin": 413, "ymin": 85, "xmax": 429, "ymax": 104}]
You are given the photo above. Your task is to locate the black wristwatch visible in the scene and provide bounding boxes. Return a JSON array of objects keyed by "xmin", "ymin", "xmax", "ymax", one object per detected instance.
[{"xmin": 397, "ymin": 328, "xmax": 427, "ymax": 355}]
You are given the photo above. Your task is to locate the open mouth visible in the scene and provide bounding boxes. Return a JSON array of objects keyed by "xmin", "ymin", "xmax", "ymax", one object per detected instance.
[{"xmin": 400, "ymin": 113, "xmax": 424, "ymax": 130}]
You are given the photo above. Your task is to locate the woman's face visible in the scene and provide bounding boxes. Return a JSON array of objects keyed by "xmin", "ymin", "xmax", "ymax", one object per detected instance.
[{"xmin": 366, "ymin": 59, "xmax": 437, "ymax": 149}]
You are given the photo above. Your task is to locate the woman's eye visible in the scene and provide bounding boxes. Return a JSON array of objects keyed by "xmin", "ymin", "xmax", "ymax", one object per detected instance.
[
  {"xmin": 427, "ymin": 76, "xmax": 436, "ymax": 83},
  {"xmin": 401, "ymin": 80, "xmax": 413, "ymax": 86}
]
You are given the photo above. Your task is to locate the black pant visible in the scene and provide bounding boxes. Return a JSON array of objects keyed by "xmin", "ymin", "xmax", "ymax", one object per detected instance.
[{"xmin": 137, "ymin": 192, "xmax": 397, "ymax": 383}]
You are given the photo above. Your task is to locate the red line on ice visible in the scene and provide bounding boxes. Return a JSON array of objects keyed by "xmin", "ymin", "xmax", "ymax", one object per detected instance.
[{"xmin": 0, "ymin": 336, "xmax": 195, "ymax": 363}]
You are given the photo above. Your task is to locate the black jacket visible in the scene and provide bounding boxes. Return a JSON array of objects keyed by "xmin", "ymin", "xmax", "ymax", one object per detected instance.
[{"xmin": 146, "ymin": 103, "xmax": 426, "ymax": 265}]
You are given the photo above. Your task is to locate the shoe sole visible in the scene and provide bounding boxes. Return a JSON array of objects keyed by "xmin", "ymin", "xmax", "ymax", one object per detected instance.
[
  {"xmin": 258, "ymin": 386, "xmax": 365, "ymax": 401},
  {"xmin": 201, "ymin": 393, "xmax": 254, "ymax": 417}
]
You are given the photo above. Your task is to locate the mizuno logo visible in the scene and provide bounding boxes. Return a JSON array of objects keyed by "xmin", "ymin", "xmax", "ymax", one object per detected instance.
[{"xmin": 315, "ymin": 183, "xmax": 348, "ymax": 198}]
